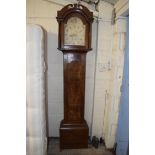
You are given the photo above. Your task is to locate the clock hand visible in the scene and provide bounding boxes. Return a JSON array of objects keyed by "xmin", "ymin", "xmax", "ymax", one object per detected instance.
[{"xmin": 69, "ymin": 33, "xmax": 77, "ymax": 37}]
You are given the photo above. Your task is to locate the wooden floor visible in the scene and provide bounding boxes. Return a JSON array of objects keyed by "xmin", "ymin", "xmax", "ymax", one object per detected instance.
[{"xmin": 47, "ymin": 138, "xmax": 114, "ymax": 155}]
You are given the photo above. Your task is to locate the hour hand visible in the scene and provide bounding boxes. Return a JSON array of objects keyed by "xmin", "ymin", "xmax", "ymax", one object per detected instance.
[{"xmin": 69, "ymin": 33, "xmax": 77, "ymax": 37}]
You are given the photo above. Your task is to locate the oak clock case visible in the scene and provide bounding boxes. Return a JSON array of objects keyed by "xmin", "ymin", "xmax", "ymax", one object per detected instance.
[{"xmin": 56, "ymin": 4, "xmax": 94, "ymax": 149}]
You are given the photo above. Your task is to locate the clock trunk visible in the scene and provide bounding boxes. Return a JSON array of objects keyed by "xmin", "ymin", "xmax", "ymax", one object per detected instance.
[{"xmin": 60, "ymin": 52, "xmax": 88, "ymax": 149}]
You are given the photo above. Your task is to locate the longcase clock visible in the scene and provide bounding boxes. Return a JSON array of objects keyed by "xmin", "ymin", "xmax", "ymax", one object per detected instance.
[{"xmin": 56, "ymin": 3, "xmax": 94, "ymax": 149}]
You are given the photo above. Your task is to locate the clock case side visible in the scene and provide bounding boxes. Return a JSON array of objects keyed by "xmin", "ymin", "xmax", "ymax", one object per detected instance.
[{"xmin": 56, "ymin": 4, "xmax": 94, "ymax": 52}]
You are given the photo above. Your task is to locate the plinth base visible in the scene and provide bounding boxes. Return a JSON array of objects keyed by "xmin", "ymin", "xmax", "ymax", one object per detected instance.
[{"xmin": 60, "ymin": 120, "xmax": 89, "ymax": 149}]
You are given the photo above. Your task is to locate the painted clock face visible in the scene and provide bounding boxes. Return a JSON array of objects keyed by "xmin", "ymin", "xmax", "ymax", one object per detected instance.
[{"xmin": 64, "ymin": 17, "xmax": 86, "ymax": 46}]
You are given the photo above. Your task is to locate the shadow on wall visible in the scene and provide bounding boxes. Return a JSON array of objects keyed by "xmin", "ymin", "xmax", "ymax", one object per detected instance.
[{"xmin": 47, "ymin": 32, "xmax": 64, "ymax": 137}]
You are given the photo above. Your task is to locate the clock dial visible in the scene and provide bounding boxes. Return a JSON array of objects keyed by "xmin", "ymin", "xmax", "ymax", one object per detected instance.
[{"xmin": 64, "ymin": 17, "xmax": 86, "ymax": 46}]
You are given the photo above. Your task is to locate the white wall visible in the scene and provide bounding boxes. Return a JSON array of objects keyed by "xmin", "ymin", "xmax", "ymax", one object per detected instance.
[
  {"xmin": 91, "ymin": 0, "xmax": 114, "ymax": 141},
  {"xmin": 27, "ymin": 0, "xmax": 64, "ymax": 137},
  {"xmin": 85, "ymin": 21, "xmax": 97, "ymax": 135}
]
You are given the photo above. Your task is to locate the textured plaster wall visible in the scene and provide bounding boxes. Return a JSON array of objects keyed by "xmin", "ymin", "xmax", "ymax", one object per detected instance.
[
  {"xmin": 91, "ymin": 0, "xmax": 114, "ymax": 139},
  {"xmin": 91, "ymin": 0, "xmax": 128, "ymax": 148},
  {"xmin": 27, "ymin": 0, "xmax": 63, "ymax": 137},
  {"xmin": 103, "ymin": 18, "xmax": 127, "ymax": 148},
  {"xmin": 27, "ymin": 0, "xmax": 63, "ymax": 136}
]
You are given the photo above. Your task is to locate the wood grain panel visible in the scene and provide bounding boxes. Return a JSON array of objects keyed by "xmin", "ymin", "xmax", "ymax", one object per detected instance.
[{"xmin": 64, "ymin": 53, "xmax": 86, "ymax": 123}]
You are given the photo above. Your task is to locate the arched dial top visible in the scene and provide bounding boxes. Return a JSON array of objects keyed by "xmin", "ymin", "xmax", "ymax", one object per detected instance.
[
  {"xmin": 64, "ymin": 17, "xmax": 86, "ymax": 46},
  {"xmin": 57, "ymin": 4, "xmax": 94, "ymax": 52}
]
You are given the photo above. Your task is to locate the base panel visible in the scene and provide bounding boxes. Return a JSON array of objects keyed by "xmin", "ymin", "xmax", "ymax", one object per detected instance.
[{"xmin": 60, "ymin": 120, "xmax": 89, "ymax": 149}]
